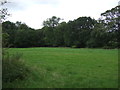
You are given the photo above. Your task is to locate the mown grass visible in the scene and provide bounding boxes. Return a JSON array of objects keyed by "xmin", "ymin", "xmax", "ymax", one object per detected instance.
[{"xmin": 3, "ymin": 47, "xmax": 118, "ymax": 88}]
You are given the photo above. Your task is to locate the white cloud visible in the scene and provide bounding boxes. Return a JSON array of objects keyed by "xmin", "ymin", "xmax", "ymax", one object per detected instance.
[{"xmin": 5, "ymin": 0, "xmax": 119, "ymax": 29}]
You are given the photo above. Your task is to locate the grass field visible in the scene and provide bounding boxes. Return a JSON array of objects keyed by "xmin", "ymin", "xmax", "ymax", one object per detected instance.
[{"xmin": 3, "ymin": 47, "xmax": 118, "ymax": 88}]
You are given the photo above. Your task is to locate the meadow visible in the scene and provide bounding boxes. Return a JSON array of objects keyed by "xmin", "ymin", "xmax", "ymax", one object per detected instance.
[{"xmin": 3, "ymin": 47, "xmax": 118, "ymax": 88}]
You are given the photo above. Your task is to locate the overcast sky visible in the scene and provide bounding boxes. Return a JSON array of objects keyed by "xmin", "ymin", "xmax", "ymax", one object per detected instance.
[{"xmin": 2, "ymin": 0, "xmax": 119, "ymax": 29}]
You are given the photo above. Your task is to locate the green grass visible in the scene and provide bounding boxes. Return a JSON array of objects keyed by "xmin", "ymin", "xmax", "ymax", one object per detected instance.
[{"xmin": 3, "ymin": 47, "xmax": 118, "ymax": 88}]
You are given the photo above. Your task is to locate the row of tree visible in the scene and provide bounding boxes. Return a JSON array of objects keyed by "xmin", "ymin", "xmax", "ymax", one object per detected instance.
[{"xmin": 2, "ymin": 5, "xmax": 119, "ymax": 48}]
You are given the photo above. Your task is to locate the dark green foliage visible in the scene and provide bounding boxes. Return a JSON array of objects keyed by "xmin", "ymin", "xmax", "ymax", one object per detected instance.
[
  {"xmin": 14, "ymin": 29, "xmax": 35, "ymax": 47},
  {"xmin": 2, "ymin": 21, "xmax": 17, "ymax": 47},
  {"xmin": 62, "ymin": 17, "xmax": 97, "ymax": 48},
  {"xmin": 43, "ymin": 16, "xmax": 61, "ymax": 28},
  {"xmin": 54, "ymin": 22, "xmax": 66, "ymax": 46},
  {"xmin": 87, "ymin": 23, "xmax": 108, "ymax": 48},
  {"xmin": 42, "ymin": 27, "xmax": 55, "ymax": 46},
  {"xmin": 42, "ymin": 16, "xmax": 62, "ymax": 47},
  {"xmin": 2, "ymin": 52, "xmax": 30, "ymax": 82},
  {"xmin": 2, "ymin": 5, "xmax": 119, "ymax": 48},
  {"xmin": 100, "ymin": 5, "xmax": 119, "ymax": 48},
  {"xmin": 2, "ymin": 33, "xmax": 9, "ymax": 47}
]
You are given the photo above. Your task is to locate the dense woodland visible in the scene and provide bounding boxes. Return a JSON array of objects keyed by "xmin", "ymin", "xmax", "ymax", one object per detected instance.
[{"xmin": 2, "ymin": 5, "xmax": 120, "ymax": 48}]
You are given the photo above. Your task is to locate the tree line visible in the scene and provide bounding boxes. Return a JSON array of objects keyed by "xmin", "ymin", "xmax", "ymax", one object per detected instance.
[{"xmin": 2, "ymin": 5, "xmax": 119, "ymax": 48}]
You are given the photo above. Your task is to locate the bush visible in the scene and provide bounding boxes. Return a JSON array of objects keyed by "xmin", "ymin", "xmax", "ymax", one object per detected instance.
[
  {"xmin": 102, "ymin": 46, "xmax": 111, "ymax": 49},
  {"xmin": 71, "ymin": 45, "xmax": 77, "ymax": 48},
  {"xmin": 103, "ymin": 41, "xmax": 118, "ymax": 49},
  {"xmin": 2, "ymin": 52, "xmax": 30, "ymax": 82}
]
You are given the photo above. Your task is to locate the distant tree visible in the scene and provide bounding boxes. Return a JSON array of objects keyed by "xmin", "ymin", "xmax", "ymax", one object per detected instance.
[
  {"xmin": 34, "ymin": 29, "xmax": 45, "ymax": 47},
  {"xmin": 43, "ymin": 16, "xmax": 61, "ymax": 28},
  {"xmin": 101, "ymin": 5, "xmax": 119, "ymax": 32},
  {"xmin": 2, "ymin": 21, "xmax": 17, "ymax": 47},
  {"xmin": 63, "ymin": 17, "xmax": 97, "ymax": 48},
  {"xmin": 100, "ymin": 5, "xmax": 120, "ymax": 48},
  {"xmin": 86, "ymin": 22, "xmax": 108, "ymax": 48},
  {"xmin": 42, "ymin": 16, "xmax": 61, "ymax": 46},
  {"xmin": 2, "ymin": 5, "xmax": 119, "ymax": 49},
  {"xmin": 54, "ymin": 22, "xmax": 67, "ymax": 46},
  {"xmin": 74, "ymin": 17, "xmax": 97, "ymax": 48},
  {"xmin": 14, "ymin": 24, "xmax": 36, "ymax": 47}
]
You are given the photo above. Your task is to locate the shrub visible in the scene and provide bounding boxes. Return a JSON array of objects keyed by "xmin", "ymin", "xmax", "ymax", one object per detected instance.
[
  {"xmin": 71, "ymin": 45, "xmax": 77, "ymax": 48},
  {"xmin": 102, "ymin": 46, "xmax": 111, "ymax": 49},
  {"xmin": 2, "ymin": 52, "xmax": 30, "ymax": 82},
  {"xmin": 103, "ymin": 41, "xmax": 118, "ymax": 49}
]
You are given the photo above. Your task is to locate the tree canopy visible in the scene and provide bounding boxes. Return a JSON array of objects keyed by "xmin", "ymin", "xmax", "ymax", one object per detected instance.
[{"xmin": 2, "ymin": 5, "xmax": 119, "ymax": 48}]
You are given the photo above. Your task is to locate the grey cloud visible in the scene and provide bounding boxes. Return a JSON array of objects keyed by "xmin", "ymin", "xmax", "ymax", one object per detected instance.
[
  {"xmin": 34, "ymin": 0, "xmax": 59, "ymax": 5},
  {"xmin": 2, "ymin": 0, "xmax": 29, "ymax": 11},
  {"xmin": 3, "ymin": 0, "xmax": 59, "ymax": 11}
]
